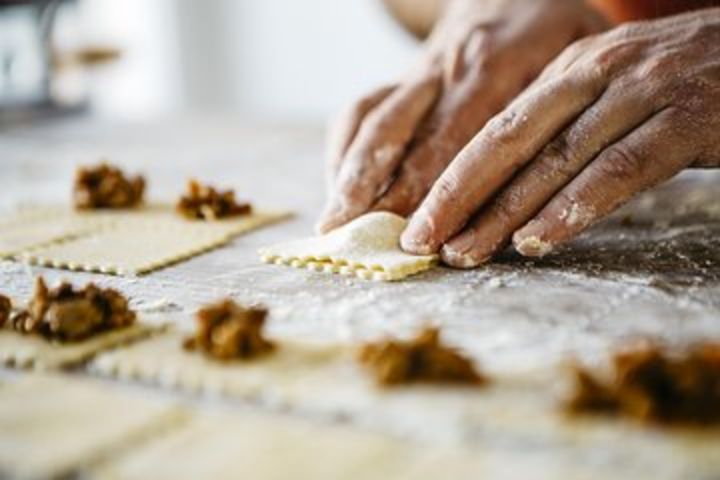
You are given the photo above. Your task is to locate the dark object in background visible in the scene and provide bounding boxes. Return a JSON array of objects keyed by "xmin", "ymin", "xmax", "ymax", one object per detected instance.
[
  {"xmin": 0, "ymin": 0, "xmax": 120, "ymax": 128},
  {"xmin": 566, "ymin": 340, "xmax": 720, "ymax": 425},
  {"xmin": 73, "ymin": 162, "xmax": 145, "ymax": 209}
]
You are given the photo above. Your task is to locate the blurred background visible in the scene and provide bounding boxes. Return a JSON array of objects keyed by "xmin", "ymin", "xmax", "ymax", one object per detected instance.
[{"xmin": 0, "ymin": 0, "xmax": 425, "ymax": 126}]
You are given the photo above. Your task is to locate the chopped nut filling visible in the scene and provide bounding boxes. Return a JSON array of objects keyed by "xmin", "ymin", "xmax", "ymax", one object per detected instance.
[
  {"xmin": 358, "ymin": 327, "xmax": 485, "ymax": 386},
  {"xmin": 183, "ymin": 299, "xmax": 274, "ymax": 361},
  {"xmin": 6, "ymin": 277, "xmax": 136, "ymax": 342},
  {"xmin": 0, "ymin": 294, "xmax": 11, "ymax": 328},
  {"xmin": 566, "ymin": 341, "xmax": 720, "ymax": 425},
  {"xmin": 176, "ymin": 180, "xmax": 252, "ymax": 220},
  {"xmin": 74, "ymin": 162, "xmax": 145, "ymax": 209}
]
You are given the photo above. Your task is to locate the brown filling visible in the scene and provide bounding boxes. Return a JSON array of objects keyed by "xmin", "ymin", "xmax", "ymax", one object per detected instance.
[
  {"xmin": 183, "ymin": 299, "xmax": 274, "ymax": 361},
  {"xmin": 566, "ymin": 341, "xmax": 720, "ymax": 425},
  {"xmin": 176, "ymin": 180, "xmax": 252, "ymax": 220},
  {"xmin": 0, "ymin": 294, "xmax": 11, "ymax": 328},
  {"xmin": 6, "ymin": 277, "xmax": 136, "ymax": 342},
  {"xmin": 74, "ymin": 162, "xmax": 145, "ymax": 209},
  {"xmin": 358, "ymin": 327, "xmax": 486, "ymax": 386}
]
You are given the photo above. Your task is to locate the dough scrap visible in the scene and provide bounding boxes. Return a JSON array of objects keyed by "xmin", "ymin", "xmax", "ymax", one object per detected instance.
[
  {"xmin": 259, "ymin": 212, "xmax": 437, "ymax": 281},
  {"xmin": 0, "ymin": 323, "xmax": 160, "ymax": 370},
  {"xmin": 89, "ymin": 411, "xmax": 484, "ymax": 480},
  {"xmin": 17, "ymin": 206, "xmax": 289, "ymax": 275},
  {"xmin": 0, "ymin": 374, "xmax": 186, "ymax": 480}
]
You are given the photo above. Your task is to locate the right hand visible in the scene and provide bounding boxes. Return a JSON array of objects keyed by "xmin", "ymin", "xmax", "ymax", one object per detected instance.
[{"xmin": 318, "ymin": 0, "xmax": 609, "ymax": 233}]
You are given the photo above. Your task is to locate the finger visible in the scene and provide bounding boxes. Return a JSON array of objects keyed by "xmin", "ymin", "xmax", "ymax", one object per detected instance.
[
  {"xmin": 317, "ymin": 74, "xmax": 441, "ymax": 233},
  {"xmin": 513, "ymin": 107, "xmax": 698, "ymax": 256},
  {"xmin": 372, "ymin": 68, "xmax": 511, "ymax": 217},
  {"xmin": 440, "ymin": 80, "xmax": 657, "ymax": 268},
  {"xmin": 401, "ymin": 68, "xmax": 608, "ymax": 254},
  {"xmin": 325, "ymin": 84, "xmax": 397, "ymax": 191}
]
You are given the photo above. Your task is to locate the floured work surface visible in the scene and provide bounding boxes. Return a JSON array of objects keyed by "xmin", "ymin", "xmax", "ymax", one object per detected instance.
[
  {"xmin": 0, "ymin": 323, "xmax": 158, "ymax": 370},
  {"xmin": 259, "ymin": 212, "xmax": 437, "ymax": 281},
  {"xmin": 0, "ymin": 374, "xmax": 185, "ymax": 480},
  {"xmin": 2, "ymin": 119, "xmax": 720, "ymax": 479},
  {"xmin": 1, "ymin": 205, "xmax": 290, "ymax": 274}
]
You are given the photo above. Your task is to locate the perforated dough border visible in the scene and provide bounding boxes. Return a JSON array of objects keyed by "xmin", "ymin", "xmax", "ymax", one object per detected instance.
[
  {"xmin": 259, "ymin": 252, "xmax": 437, "ymax": 281},
  {"xmin": 21, "ymin": 210, "xmax": 291, "ymax": 275},
  {"xmin": 0, "ymin": 323, "xmax": 163, "ymax": 370}
]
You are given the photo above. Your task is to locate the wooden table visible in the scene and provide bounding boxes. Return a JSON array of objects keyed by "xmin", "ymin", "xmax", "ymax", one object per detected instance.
[{"xmin": 1, "ymin": 115, "xmax": 719, "ymax": 478}]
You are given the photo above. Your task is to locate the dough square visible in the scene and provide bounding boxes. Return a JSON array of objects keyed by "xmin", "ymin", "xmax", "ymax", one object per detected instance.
[
  {"xmin": 0, "ymin": 374, "xmax": 186, "ymax": 480},
  {"xmin": 259, "ymin": 212, "xmax": 437, "ymax": 281},
  {"xmin": 0, "ymin": 323, "xmax": 160, "ymax": 370},
  {"xmin": 22, "ymin": 209, "xmax": 290, "ymax": 275},
  {"xmin": 0, "ymin": 207, "xmax": 107, "ymax": 257},
  {"xmin": 88, "ymin": 411, "xmax": 474, "ymax": 480}
]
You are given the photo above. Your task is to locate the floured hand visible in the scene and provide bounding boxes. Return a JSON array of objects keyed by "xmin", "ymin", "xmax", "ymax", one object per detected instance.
[
  {"xmin": 402, "ymin": 8, "xmax": 720, "ymax": 267},
  {"xmin": 317, "ymin": 0, "xmax": 607, "ymax": 234}
]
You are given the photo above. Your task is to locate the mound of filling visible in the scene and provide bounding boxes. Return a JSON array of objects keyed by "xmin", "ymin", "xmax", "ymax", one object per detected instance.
[
  {"xmin": 6, "ymin": 277, "xmax": 136, "ymax": 342},
  {"xmin": 74, "ymin": 162, "xmax": 145, "ymax": 209},
  {"xmin": 566, "ymin": 341, "xmax": 720, "ymax": 425},
  {"xmin": 0, "ymin": 294, "xmax": 11, "ymax": 327},
  {"xmin": 359, "ymin": 327, "xmax": 486, "ymax": 386},
  {"xmin": 176, "ymin": 180, "xmax": 252, "ymax": 220},
  {"xmin": 183, "ymin": 299, "xmax": 274, "ymax": 361}
]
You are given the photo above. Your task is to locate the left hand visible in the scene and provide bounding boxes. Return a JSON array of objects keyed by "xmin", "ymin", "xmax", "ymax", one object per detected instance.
[{"xmin": 401, "ymin": 8, "xmax": 720, "ymax": 267}]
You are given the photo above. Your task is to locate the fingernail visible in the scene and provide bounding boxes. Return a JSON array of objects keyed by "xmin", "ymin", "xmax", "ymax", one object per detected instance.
[
  {"xmin": 400, "ymin": 218, "xmax": 433, "ymax": 255},
  {"xmin": 440, "ymin": 244, "xmax": 479, "ymax": 269},
  {"xmin": 513, "ymin": 223, "xmax": 554, "ymax": 257}
]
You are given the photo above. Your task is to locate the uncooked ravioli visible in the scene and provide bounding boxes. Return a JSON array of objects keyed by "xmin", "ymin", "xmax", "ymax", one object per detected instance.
[{"xmin": 259, "ymin": 212, "xmax": 437, "ymax": 281}]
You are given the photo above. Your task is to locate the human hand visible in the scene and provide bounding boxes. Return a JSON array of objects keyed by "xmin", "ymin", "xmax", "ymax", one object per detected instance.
[
  {"xmin": 401, "ymin": 8, "xmax": 720, "ymax": 267},
  {"xmin": 318, "ymin": 0, "xmax": 607, "ymax": 233}
]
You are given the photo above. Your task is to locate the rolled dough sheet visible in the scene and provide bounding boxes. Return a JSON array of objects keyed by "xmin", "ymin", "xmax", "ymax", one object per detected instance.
[
  {"xmin": 89, "ymin": 330, "xmax": 507, "ymax": 442},
  {"xmin": 0, "ymin": 374, "xmax": 186, "ymax": 480},
  {"xmin": 90, "ymin": 330, "xmax": 361, "ymax": 405},
  {"xmin": 88, "ymin": 412, "xmax": 486, "ymax": 480},
  {"xmin": 87, "ymin": 330, "xmax": 720, "ymax": 477},
  {"xmin": 21, "ymin": 208, "xmax": 290, "ymax": 275},
  {"xmin": 0, "ymin": 323, "xmax": 160, "ymax": 370},
  {"xmin": 259, "ymin": 212, "xmax": 437, "ymax": 281}
]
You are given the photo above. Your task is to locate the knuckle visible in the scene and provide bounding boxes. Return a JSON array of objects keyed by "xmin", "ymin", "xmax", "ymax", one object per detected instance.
[
  {"xmin": 484, "ymin": 109, "xmax": 523, "ymax": 145},
  {"xmin": 597, "ymin": 143, "xmax": 644, "ymax": 180},
  {"xmin": 536, "ymin": 136, "xmax": 579, "ymax": 177},
  {"xmin": 608, "ymin": 21, "xmax": 646, "ymax": 40},
  {"xmin": 432, "ymin": 171, "xmax": 463, "ymax": 206},
  {"xmin": 637, "ymin": 53, "xmax": 679, "ymax": 81}
]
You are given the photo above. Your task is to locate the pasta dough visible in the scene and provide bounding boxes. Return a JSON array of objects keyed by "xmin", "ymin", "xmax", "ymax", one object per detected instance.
[
  {"xmin": 12, "ymin": 206, "xmax": 289, "ymax": 275},
  {"xmin": 259, "ymin": 212, "xmax": 437, "ymax": 281},
  {"xmin": 0, "ymin": 323, "xmax": 159, "ymax": 370},
  {"xmin": 0, "ymin": 374, "xmax": 185, "ymax": 479}
]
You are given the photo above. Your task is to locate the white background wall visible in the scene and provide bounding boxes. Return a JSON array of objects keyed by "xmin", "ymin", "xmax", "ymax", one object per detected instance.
[{"xmin": 56, "ymin": 0, "xmax": 421, "ymax": 121}]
